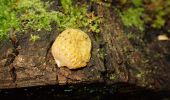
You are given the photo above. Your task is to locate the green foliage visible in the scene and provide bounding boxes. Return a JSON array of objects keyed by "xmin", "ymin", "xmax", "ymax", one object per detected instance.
[
  {"xmin": 132, "ymin": 0, "xmax": 142, "ymax": 7},
  {"xmin": 152, "ymin": 15, "xmax": 165, "ymax": 29},
  {"xmin": 118, "ymin": 0, "xmax": 170, "ymax": 31},
  {"xmin": 0, "ymin": 0, "xmax": 61, "ymax": 40},
  {"xmin": 29, "ymin": 34, "xmax": 40, "ymax": 42},
  {"xmin": 120, "ymin": 8, "xmax": 144, "ymax": 31},
  {"xmin": 61, "ymin": 0, "xmax": 72, "ymax": 13},
  {"xmin": 0, "ymin": 0, "xmax": 19, "ymax": 40},
  {"xmin": 109, "ymin": 74, "xmax": 117, "ymax": 80},
  {"xmin": 58, "ymin": 0, "xmax": 101, "ymax": 32},
  {"xmin": 148, "ymin": 0, "xmax": 170, "ymax": 29},
  {"xmin": 0, "ymin": 0, "xmax": 101, "ymax": 41},
  {"xmin": 15, "ymin": 0, "xmax": 60, "ymax": 31},
  {"xmin": 57, "ymin": 0, "xmax": 88, "ymax": 30}
]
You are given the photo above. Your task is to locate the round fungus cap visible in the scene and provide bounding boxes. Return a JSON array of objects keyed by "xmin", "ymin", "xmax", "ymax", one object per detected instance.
[{"xmin": 51, "ymin": 28, "xmax": 92, "ymax": 69}]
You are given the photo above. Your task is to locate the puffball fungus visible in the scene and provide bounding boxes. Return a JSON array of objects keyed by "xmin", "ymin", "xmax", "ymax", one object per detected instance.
[{"xmin": 51, "ymin": 28, "xmax": 92, "ymax": 69}]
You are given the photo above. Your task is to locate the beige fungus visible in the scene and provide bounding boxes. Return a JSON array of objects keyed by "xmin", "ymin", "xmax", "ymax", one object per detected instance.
[{"xmin": 51, "ymin": 28, "xmax": 91, "ymax": 69}]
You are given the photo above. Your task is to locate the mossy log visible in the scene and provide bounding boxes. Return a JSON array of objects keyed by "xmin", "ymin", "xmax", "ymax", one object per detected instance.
[{"xmin": 0, "ymin": 1, "xmax": 170, "ymax": 91}]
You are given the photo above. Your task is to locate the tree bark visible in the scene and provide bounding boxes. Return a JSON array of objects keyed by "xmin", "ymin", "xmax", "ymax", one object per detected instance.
[{"xmin": 0, "ymin": 1, "xmax": 170, "ymax": 91}]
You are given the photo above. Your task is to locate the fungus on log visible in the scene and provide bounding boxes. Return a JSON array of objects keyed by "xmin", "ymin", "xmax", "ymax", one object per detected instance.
[
  {"xmin": 51, "ymin": 28, "xmax": 92, "ymax": 69},
  {"xmin": 0, "ymin": 1, "xmax": 170, "ymax": 92}
]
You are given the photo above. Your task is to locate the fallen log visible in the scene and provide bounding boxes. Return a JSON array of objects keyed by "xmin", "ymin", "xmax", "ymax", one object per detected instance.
[{"xmin": 0, "ymin": 0, "xmax": 170, "ymax": 91}]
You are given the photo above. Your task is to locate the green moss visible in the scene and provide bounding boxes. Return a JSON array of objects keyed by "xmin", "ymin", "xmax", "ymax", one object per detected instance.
[
  {"xmin": 118, "ymin": 0, "xmax": 170, "ymax": 32},
  {"xmin": 151, "ymin": 12, "xmax": 165, "ymax": 29},
  {"xmin": 97, "ymin": 48, "xmax": 106, "ymax": 61},
  {"xmin": 29, "ymin": 34, "xmax": 40, "ymax": 42},
  {"xmin": 58, "ymin": 0, "xmax": 88, "ymax": 30},
  {"xmin": 119, "ymin": 8, "xmax": 144, "ymax": 31},
  {"xmin": 0, "ymin": 0, "xmax": 19, "ymax": 40},
  {"xmin": 0, "ymin": 0, "xmax": 101, "ymax": 41},
  {"xmin": 132, "ymin": 0, "xmax": 142, "ymax": 7},
  {"xmin": 0, "ymin": 0, "xmax": 59, "ymax": 40},
  {"xmin": 109, "ymin": 74, "xmax": 117, "ymax": 80},
  {"xmin": 58, "ymin": 0, "xmax": 101, "ymax": 33}
]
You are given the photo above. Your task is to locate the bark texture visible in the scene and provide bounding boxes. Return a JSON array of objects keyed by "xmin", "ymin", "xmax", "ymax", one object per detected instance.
[{"xmin": 0, "ymin": 1, "xmax": 170, "ymax": 91}]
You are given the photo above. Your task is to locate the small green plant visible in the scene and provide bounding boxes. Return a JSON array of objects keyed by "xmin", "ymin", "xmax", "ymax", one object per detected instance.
[
  {"xmin": 58, "ymin": 0, "xmax": 101, "ymax": 32},
  {"xmin": 58, "ymin": 0, "xmax": 88, "ymax": 30},
  {"xmin": 132, "ymin": 0, "xmax": 142, "ymax": 7},
  {"xmin": 119, "ymin": 8, "xmax": 144, "ymax": 31},
  {"xmin": 118, "ymin": 0, "xmax": 170, "ymax": 31},
  {"xmin": 152, "ymin": 15, "xmax": 165, "ymax": 29},
  {"xmin": 109, "ymin": 74, "xmax": 117, "ymax": 80},
  {"xmin": 15, "ymin": 0, "xmax": 60, "ymax": 32},
  {"xmin": 29, "ymin": 34, "xmax": 40, "ymax": 42},
  {"xmin": 147, "ymin": 0, "xmax": 169, "ymax": 29},
  {"xmin": 0, "ymin": 0, "xmax": 101, "ymax": 41},
  {"xmin": 0, "ymin": 0, "xmax": 19, "ymax": 40},
  {"xmin": 0, "ymin": 0, "xmax": 61, "ymax": 40}
]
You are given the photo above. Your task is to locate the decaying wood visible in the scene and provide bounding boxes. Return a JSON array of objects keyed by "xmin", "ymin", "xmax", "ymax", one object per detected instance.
[{"xmin": 0, "ymin": 1, "xmax": 170, "ymax": 90}]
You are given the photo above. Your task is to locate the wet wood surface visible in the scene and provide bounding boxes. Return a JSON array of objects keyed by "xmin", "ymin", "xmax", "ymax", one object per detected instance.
[{"xmin": 0, "ymin": 1, "xmax": 170, "ymax": 90}]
